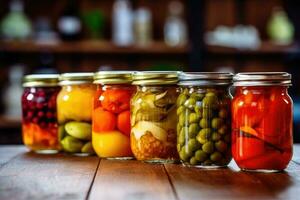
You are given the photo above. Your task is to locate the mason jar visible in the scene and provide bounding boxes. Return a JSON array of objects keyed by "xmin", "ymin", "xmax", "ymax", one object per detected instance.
[
  {"xmin": 177, "ymin": 72, "xmax": 233, "ymax": 167},
  {"xmin": 131, "ymin": 71, "xmax": 179, "ymax": 163},
  {"xmin": 57, "ymin": 73, "xmax": 96, "ymax": 155},
  {"xmin": 21, "ymin": 74, "xmax": 61, "ymax": 154},
  {"xmin": 232, "ymin": 72, "xmax": 293, "ymax": 172},
  {"xmin": 92, "ymin": 71, "xmax": 135, "ymax": 159}
]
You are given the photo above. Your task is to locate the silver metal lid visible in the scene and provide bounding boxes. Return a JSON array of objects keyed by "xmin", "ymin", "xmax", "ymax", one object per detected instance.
[
  {"xmin": 178, "ymin": 72, "xmax": 233, "ymax": 86},
  {"xmin": 23, "ymin": 74, "xmax": 60, "ymax": 87},
  {"xmin": 93, "ymin": 71, "xmax": 133, "ymax": 84},
  {"xmin": 59, "ymin": 73, "xmax": 94, "ymax": 85},
  {"xmin": 233, "ymin": 72, "xmax": 292, "ymax": 86},
  {"xmin": 132, "ymin": 71, "xmax": 179, "ymax": 85}
]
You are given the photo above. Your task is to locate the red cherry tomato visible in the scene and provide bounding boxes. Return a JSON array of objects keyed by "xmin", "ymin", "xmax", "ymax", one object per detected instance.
[
  {"xmin": 117, "ymin": 110, "xmax": 131, "ymax": 137},
  {"xmin": 93, "ymin": 107, "xmax": 116, "ymax": 132},
  {"xmin": 101, "ymin": 89, "xmax": 131, "ymax": 114}
]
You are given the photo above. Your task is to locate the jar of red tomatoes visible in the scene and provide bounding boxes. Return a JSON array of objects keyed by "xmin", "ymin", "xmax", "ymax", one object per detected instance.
[
  {"xmin": 131, "ymin": 71, "xmax": 179, "ymax": 163},
  {"xmin": 232, "ymin": 72, "xmax": 293, "ymax": 172},
  {"xmin": 22, "ymin": 74, "xmax": 61, "ymax": 154},
  {"xmin": 57, "ymin": 73, "xmax": 96, "ymax": 155},
  {"xmin": 92, "ymin": 71, "xmax": 135, "ymax": 159}
]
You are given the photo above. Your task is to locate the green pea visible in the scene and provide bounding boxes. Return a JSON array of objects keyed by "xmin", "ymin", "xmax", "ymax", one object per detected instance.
[
  {"xmin": 203, "ymin": 159, "xmax": 213, "ymax": 165},
  {"xmin": 211, "ymin": 118, "xmax": 224, "ymax": 129},
  {"xmin": 224, "ymin": 134, "xmax": 231, "ymax": 143},
  {"xmin": 200, "ymin": 118, "xmax": 210, "ymax": 128},
  {"xmin": 177, "ymin": 94, "xmax": 188, "ymax": 106},
  {"xmin": 188, "ymin": 138, "xmax": 200, "ymax": 152},
  {"xmin": 183, "ymin": 88, "xmax": 189, "ymax": 95},
  {"xmin": 189, "ymin": 113, "xmax": 200, "ymax": 123},
  {"xmin": 190, "ymin": 93, "xmax": 204, "ymax": 101},
  {"xmin": 219, "ymin": 108, "xmax": 228, "ymax": 118},
  {"xmin": 180, "ymin": 148, "xmax": 193, "ymax": 161},
  {"xmin": 194, "ymin": 105, "xmax": 202, "ymax": 116},
  {"xmin": 195, "ymin": 150, "xmax": 207, "ymax": 162},
  {"xmin": 188, "ymin": 123, "xmax": 200, "ymax": 138},
  {"xmin": 184, "ymin": 97, "xmax": 197, "ymax": 109},
  {"xmin": 177, "ymin": 106, "xmax": 185, "ymax": 115},
  {"xmin": 218, "ymin": 125, "xmax": 228, "ymax": 135},
  {"xmin": 215, "ymin": 141, "xmax": 227, "ymax": 153},
  {"xmin": 212, "ymin": 132, "xmax": 221, "ymax": 141},
  {"xmin": 205, "ymin": 89, "xmax": 217, "ymax": 97},
  {"xmin": 198, "ymin": 128, "xmax": 212, "ymax": 140},
  {"xmin": 202, "ymin": 141, "xmax": 214, "ymax": 154},
  {"xmin": 210, "ymin": 152, "xmax": 222, "ymax": 162},
  {"xmin": 190, "ymin": 157, "xmax": 198, "ymax": 165},
  {"xmin": 202, "ymin": 95, "xmax": 218, "ymax": 109},
  {"xmin": 202, "ymin": 108, "xmax": 213, "ymax": 119}
]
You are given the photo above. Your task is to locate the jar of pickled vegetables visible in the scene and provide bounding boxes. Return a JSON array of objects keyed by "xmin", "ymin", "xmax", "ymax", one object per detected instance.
[
  {"xmin": 22, "ymin": 74, "xmax": 61, "ymax": 154},
  {"xmin": 232, "ymin": 72, "xmax": 293, "ymax": 172},
  {"xmin": 57, "ymin": 73, "xmax": 96, "ymax": 155},
  {"xmin": 131, "ymin": 71, "xmax": 179, "ymax": 163},
  {"xmin": 177, "ymin": 72, "xmax": 233, "ymax": 167},
  {"xmin": 92, "ymin": 71, "xmax": 135, "ymax": 159}
]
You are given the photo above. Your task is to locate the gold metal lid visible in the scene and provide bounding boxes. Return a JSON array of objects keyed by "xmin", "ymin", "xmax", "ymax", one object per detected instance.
[
  {"xmin": 132, "ymin": 71, "xmax": 179, "ymax": 85},
  {"xmin": 23, "ymin": 74, "xmax": 60, "ymax": 87},
  {"xmin": 233, "ymin": 72, "xmax": 292, "ymax": 86},
  {"xmin": 93, "ymin": 71, "xmax": 133, "ymax": 84},
  {"xmin": 178, "ymin": 72, "xmax": 233, "ymax": 86},
  {"xmin": 59, "ymin": 73, "xmax": 94, "ymax": 85}
]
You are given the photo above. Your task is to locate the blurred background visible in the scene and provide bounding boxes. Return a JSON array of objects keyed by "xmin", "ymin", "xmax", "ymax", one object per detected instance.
[{"xmin": 0, "ymin": 0, "xmax": 299, "ymax": 144}]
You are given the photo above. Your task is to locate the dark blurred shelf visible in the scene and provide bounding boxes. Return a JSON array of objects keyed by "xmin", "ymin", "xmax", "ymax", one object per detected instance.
[
  {"xmin": 0, "ymin": 40, "xmax": 189, "ymax": 55},
  {"xmin": 0, "ymin": 116, "xmax": 21, "ymax": 129},
  {"xmin": 206, "ymin": 41, "xmax": 300, "ymax": 55}
]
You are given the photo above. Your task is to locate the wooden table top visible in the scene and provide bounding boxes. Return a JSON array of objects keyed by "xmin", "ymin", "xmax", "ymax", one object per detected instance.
[{"xmin": 1, "ymin": 145, "xmax": 300, "ymax": 200}]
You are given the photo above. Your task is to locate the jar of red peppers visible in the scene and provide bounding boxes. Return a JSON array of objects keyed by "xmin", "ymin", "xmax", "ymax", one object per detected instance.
[
  {"xmin": 22, "ymin": 74, "xmax": 61, "ymax": 154},
  {"xmin": 232, "ymin": 72, "xmax": 293, "ymax": 172},
  {"xmin": 92, "ymin": 71, "xmax": 135, "ymax": 159},
  {"xmin": 57, "ymin": 73, "xmax": 96, "ymax": 155},
  {"xmin": 177, "ymin": 72, "xmax": 233, "ymax": 167},
  {"xmin": 131, "ymin": 71, "xmax": 179, "ymax": 163}
]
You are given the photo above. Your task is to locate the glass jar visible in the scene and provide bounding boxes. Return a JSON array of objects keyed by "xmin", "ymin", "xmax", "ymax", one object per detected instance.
[
  {"xmin": 57, "ymin": 73, "xmax": 96, "ymax": 155},
  {"xmin": 177, "ymin": 72, "xmax": 233, "ymax": 167},
  {"xmin": 131, "ymin": 71, "xmax": 179, "ymax": 163},
  {"xmin": 232, "ymin": 72, "xmax": 293, "ymax": 172},
  {"xmin": 92, "ymin": 71, "xmax": 135, "ymax": 159},
  {"xmin": 21, "ymin": 74, "xmax": 60, "ymax": 154}
]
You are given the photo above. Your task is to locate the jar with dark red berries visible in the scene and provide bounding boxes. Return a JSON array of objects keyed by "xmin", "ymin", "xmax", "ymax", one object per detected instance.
[{"xmin": 22, "ymin": 74, "xmax": 61, "ymax": 154}]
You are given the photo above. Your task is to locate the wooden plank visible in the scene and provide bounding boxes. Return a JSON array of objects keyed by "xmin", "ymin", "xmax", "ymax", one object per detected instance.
[
  {"xmin": 0, "ymin": 145, "xmax": 26, "ymax": 167},
  {"xmin": 0, "ymin": 152, "xmax": 100, "ymax": 200},
  {"xmin": 165, "ymin": 162, "xmax": 275, "ymax": 200},
  {"xmin": 89, "ymin": 160, "xmax": 176, "ymax": 200},
  {"xmin": 166, "ymin": 149, "xmax": 300, "ymax": 200}
]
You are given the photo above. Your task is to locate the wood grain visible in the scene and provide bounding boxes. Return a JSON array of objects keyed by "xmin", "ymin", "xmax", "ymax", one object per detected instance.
[
  {"xmin": 165, "ymin": 145, "xmax": 300, "ymax": 200},
  {"xmin": 0, "ymin": 145, "xmax": 26, "ymax": 167},
  {"xmin": 88, "ymin": 159, "xmax": 176, "ymax": 200},
  {"xmin": 0, "ymin": 152, "xmax": 100, "ymax": 200}
]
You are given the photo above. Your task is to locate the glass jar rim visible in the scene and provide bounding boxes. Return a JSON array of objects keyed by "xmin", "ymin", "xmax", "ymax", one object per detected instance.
[
  {"xmin": 93, "ymin": 71, "xmax": 133, "ymax": 84},
  {"xmin": 23, "ymin": 74, "xmax": 60, "ymax": 87},
  {"xmin": 59, "ymin": 73, "xmax": 94, "ymax": 85},
  {"xmin": 132, "ymin": 71, "xmax": 179, "ymax": 85},
  {"xmin": 178, "ymin": 72, "xmax": 233, "ymax": 86},
  {"xmin": 233, "ymin": 72, "xmax": 292, "ymax": 86}
]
